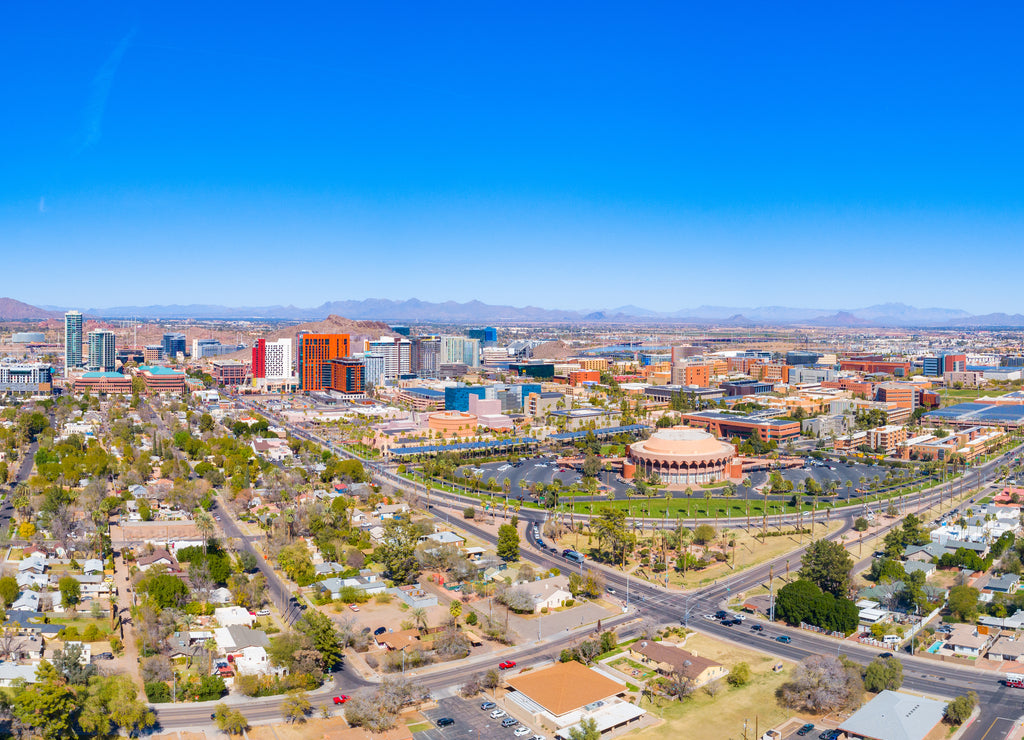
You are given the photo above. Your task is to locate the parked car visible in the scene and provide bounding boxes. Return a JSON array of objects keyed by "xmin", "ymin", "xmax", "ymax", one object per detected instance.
[
  {"xmin": 500, "ymin": 660, "xmax": 517, "ymax": 669},
  {"xmin": 775, "ymin": 635, "xmax": 792, "ymax": 644},
  {"xmin": 94, "ymin": 652, "xmax": 114, "ymax": 660},
  {"xmin": 256, "ymin": 609, "xmax": 270, "ymax": 616},
  {"xmin": 501, "ymin": 718, "xmax": 519, "ymax": 727},
  {"xmin": 796, "ymin": 723, "xmax": 815, "ymax": 736},
  {"xmin": 490, "ymin": 709, "xmax": 507, "ymax": 719},
  {"xmin": 348, "ymin": 604, "xmax": 360, "ymax": 612},
  {"xmin": 436, "ymin": 718, "xmax": 455, "ymax": 727},
  {"xmin": 514, "ymin": 727, "xmax": 532, "ymax": 737},
  {"xmin": 481, "ymin": 701, "xmax": 496, "ymax": 710},
  {"xmin": 374, "ymin": 626, "xmax": 387, "ymax": 635},
  {"xmin": 333, "ymin": 695, "xmax": 349, "ymax": 704}
]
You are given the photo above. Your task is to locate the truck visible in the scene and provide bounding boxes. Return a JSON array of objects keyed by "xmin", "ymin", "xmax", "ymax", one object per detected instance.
[
  {"xmin": 1005, "ymin": 673, "xmax": 1024, "ymax": 688},
  {"xmin": 761, "ymin": 730, "xmax": 782, "ymax": 740}
]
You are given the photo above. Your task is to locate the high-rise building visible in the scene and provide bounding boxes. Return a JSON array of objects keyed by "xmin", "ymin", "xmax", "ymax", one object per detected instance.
[
  {"xmin": 441, "ymin": 336, "xmax": 481, "ymax": 367},
  {"xmin": 413, "ymin": 335, "xmax": 442, "ymax": 378},
  {"xmin": 327, "ymin": 358, "xmax": 364, "ymax": 393},
  {"xmin": 162, "ymin": 332, "xmax": 187, "ymax": 360},
  {"xmin": 86, "ymin": 329, "xmax": 117, "ymax": 372},
  {"xmin": 299, "ymin": 334, "xmax": 350, "ymax": 390},
  {"xmin": 923, "ymin": 354, "xmax": 966, "ymax": 377},
  {"xmin": 64, "ymin": 311, "xmax": 83, "ymax": 377},
  {"xmin": 368, "ymin": 336, "xmax": 411, "ymax": 380},
  {"xmin": 361, "ymin": 352, "xmax": 386, "ymax": 388},
  {"xmin": 252, "ymin": 339, "xmax": 266, "ymax": 378},
  {"xmin": 263, "ymin": 339, "xmax": 292, "ymax": 380}
]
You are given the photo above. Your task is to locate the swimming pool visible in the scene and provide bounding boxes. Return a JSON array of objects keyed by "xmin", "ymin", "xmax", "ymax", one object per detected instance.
[{"xmin": 927, "ymin": 641, "xmax": 944, "ymax": 654}]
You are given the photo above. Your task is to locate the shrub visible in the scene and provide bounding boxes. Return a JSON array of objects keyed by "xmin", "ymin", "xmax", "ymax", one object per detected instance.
[
  {"xmin": 82, "ymin": 624, "xmax": 101, "ymax": 642},
  {"xmin": 465, "ymin": 612, "xmax": 478, "ymax": 625},
  {"xmin": 463, "ymin": 507, "xmax": 476, "ymax": 519},
  {"xmin": 145, "ymin": 681, "xmax": 171, "ymax": 702}
]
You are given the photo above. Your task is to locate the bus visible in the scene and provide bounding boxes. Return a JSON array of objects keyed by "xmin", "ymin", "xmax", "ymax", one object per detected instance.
[{"xmin": 564, "ymin": 550, "xmax": 585, "ymax": 564}]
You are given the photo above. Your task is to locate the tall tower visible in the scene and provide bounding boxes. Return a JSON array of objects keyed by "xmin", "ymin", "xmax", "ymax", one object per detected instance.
[
  {"xmin": 87, "ymin": 329, "xmax": 117, "ymax": 372},
  {"xmin": 64, "ymin": 311, "xmax": 83, "ymax": 377}
]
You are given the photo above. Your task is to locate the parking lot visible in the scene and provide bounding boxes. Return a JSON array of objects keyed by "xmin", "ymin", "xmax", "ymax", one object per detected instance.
[
  {"xmin": 416, "ymin": 696, "xmax": 544, "ymax": 740},
  {"xmin": 460, "ymin": 456, "xmax": 581, "ymax": 498}
]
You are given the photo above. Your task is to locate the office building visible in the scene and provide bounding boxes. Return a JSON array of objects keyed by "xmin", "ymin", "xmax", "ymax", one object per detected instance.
[
  {"xmin": 211, "ymin": 361, "xmax": 250, "ymax": 387},
  {"xmin": 510, "ymin": 362, "xmax": 555, "ymax": 379},
  {"xmin": 839, "ymin": 358, "xmax": 910, "ymax": 377},
  {"xmin": 162, "ymin": 332, "xmax": 187, "ymax": 360},
  {"xmin": 86, "ymin": 330, "xmax": 116, "ymax": 372},
  {"xmin": 192, "ymin": 339, "xmax": 244, "ymax": 360},
  {"xmin": 64, "ymin": 311, "xmax": 83, "ymax": 378},
  {"xmin": 721, "ymin": 379, "xmax": 775, "ymax": 396},
  {"xmin": 413, "ymin": 336, "xmax": 442, "ymax": 378},
  {"xmin": 11, "ymin": 332, "xmax": 45, "ymax": 344},
  {"xmin": 135, "ymin": 365, "xmax": 186, "ymax": 394},
  {"xmin": 116, "ymin": 348, "xmax": 144, "ymax": 365},
  {"xmin": 466, "ymin": 327, "xmax": 498, "ymax": 345},
  {"xmin": 326, "ymin": 358, "xmax": 364, "ymax": 393},
  {"xmin": 786, "ymin": 350, "xmax": 822, "ymax": 366},
  {"xmin": 252, "ymin": 338, "xmax": 293, "ymax": 380},
  {"xmin": 368, "ymin": 336, "xmax": 411, "ymax": 380},
  {"xmin": 361, "ymin": 353, "xmax": 386, "ymax": 388},
  {"xmin": 445, "ymin": 385, "xmax": 487, "ymax": 412},
  {"xmin": 679, "ymin": 410, "xmax": 801, "ymax": 443},
  {"xmin": 0, "ymin": 362, "xmax": 53, "ymax": 394},
  {"xmin": 922, "ymin": 353, "xmax": 966, "ymax": 377},
  {"xmin": 299, "ymin": 334, "xmax": 350, "ymax": 391},
  {"xmin": 441, "ymin": 336, "xmax": 480, "ymax": 367},
  {"xmin": 143, "ymin": 345, "xmax": 163, "ymax": 363}
]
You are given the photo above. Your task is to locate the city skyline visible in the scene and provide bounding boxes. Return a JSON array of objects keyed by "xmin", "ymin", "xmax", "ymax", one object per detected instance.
[{"xmin": 4, "ymin": 4, "xmax": 1024, "ymax": 312}]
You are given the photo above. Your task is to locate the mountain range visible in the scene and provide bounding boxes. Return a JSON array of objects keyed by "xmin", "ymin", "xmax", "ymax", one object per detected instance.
[{"xmin": 9, "ymin": 298, "xmax": 1024, "ymax": 328}]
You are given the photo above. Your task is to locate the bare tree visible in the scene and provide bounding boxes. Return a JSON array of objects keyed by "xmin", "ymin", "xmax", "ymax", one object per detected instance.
[{"xmin": 777, "ymin": 655, "xmax": 863, "ymax": 713}]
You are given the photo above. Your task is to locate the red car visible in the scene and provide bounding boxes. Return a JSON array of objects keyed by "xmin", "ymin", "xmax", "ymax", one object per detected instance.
[
  {"xmin": 499, "ymin": 660, "xmax": 517, "ymax": 670},
  {"xmin": 333, "ymin": 695, "xmax": 350, "ymax": 705}
]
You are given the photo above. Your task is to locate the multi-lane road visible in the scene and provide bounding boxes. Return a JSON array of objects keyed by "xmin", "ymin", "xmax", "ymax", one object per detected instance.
[{"xmin": 163, "ymin": 396, "xmax": 1024, "ymax": 737}]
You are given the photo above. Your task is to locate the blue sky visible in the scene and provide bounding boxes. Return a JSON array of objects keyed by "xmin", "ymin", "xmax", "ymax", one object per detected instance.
[{"xmin": 3, "ymin": 3, "xmax": 1024, "ymax": 313}]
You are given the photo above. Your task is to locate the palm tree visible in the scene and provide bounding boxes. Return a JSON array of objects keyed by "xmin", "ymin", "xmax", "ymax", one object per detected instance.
[
  {"xmin": 410, "ymin": 607, "xmax": 428, "ymax": 633},
  {"xmin": 194, "ymin": 510, "xmax": 215, "ymax": 554}
]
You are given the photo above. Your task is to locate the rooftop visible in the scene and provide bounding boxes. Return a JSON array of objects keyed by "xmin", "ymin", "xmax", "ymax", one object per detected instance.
[
  {"xmin": 505, "ymin": 660, "xmax": 625, "ymax": 717},
  {"xmin": 838, "ymin": 690, "xmax": 945, "ymax": 740}
]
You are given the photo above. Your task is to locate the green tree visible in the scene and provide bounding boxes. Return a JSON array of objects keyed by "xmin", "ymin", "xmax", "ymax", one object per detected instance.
[
  {"xmin": 568, "ymin": 717, "xmax": 601, "ymax": 740},
  {"xmin": 582, "ymin": 455, "xmax": 602, "ymax": 478},
  {"xmin": 726, "ymin": 662, "xmax": 751, "ymax": 686},
  {"xmin": 11, "ymin": 661, "xmax": 80, "ymax": 740},
  {"xmin": 198, "ymin": 413, "xmax": 215, "ymax": 433},
  {"xmin": 81, "ymin": 673, "xmax": 156, "ymax": 737},
  {"xmin": 863, "ymin": 657, "xmax": 903, "ymax": 692},
  {"xmin": 799, "ymin": 538, "xmax": 854, "ymax": 597},
  {"xmin": 373, "ymin": 518, "xmax": 422, "ymax": 585},
  {"xmin": 283, "ymin": 690, "xmax": 312, "ymax": 723},
  {"xmin": 214, "ymin": 703, "xmax": 249, "ymax": 735},
  {"xmin": 449, "ymin": 601, "xmax": 463, "ymax": 620},
  {"xmin": 137, "ymin": 572, "xmax": 189, "ymax": 608},
  {"xmin": 296, "ymin": 610, "xmax": 345, "ymax": 671},
  {"xmin": 948, "ymin": 585, "xmax": 979, "ymax": 622},
  {"xmin": 497, "ymin": 523, "xmax": 521, "ymax": 562},
  {"xmin": 944, "ymin": 691, "xmax": 978, "ymax": 725},
  {"xmin": 0, "ymin": 575, "xmax": 19, "ymax": 605},
  {"xmin": 693, "ymin": 524, "xmax": 716, "ymax": 546},
  {"xmin": 58, "ymin": 576, "xmax": 81, "ymax": 610}
]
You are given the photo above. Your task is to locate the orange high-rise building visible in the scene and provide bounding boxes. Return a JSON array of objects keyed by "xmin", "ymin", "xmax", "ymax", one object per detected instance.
[{"xmin": 300, "ymin": 334, "xmax": 350, "ymax": 390}]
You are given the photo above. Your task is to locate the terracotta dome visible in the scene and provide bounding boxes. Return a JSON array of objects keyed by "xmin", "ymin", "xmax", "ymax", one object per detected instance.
[{"xmin": 627, "ymin": 426, "xmax": 735, "ymax": 486}]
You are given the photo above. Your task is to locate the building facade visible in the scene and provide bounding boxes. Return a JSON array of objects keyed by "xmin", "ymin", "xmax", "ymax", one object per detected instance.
[
  {"xmin": 0, "ymin": 363, "xmax": 53, "ymax": 394},
  {"xmin": 300, "ymin": 334, "xmax": 350, "ymax": 390},
  {"xmin": 327, "ymin": 358, "xmax": 364, "ymax": 393},
  {"xmin": 368, "ymin": 336, "xmax": 411, "ymax": 380},
  {"xmin": 64, "ymin": 311, "xmax": 83, "ymax": 378},
  {"xmin": 86, "ymin": 330, "xmax": 116, "ymax": 372},
  {"xmin": 162, "ymin": 332, "xmax": 187, "ymax": 360}
]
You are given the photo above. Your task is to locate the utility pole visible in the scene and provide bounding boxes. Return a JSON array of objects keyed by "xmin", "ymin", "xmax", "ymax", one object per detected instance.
[{"xmin": 768, "ymin": 565, "xmax": 775, "ymax": 622}]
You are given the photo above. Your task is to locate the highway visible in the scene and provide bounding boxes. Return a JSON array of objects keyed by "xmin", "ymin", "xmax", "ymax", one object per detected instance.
[{"xmin": 160, "ymin": 396, "xmax": 1024, "ymax": 738}]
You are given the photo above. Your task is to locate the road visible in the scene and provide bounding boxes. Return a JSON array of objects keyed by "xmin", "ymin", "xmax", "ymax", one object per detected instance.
[{"xmin": 198, "ymin": 395, "xmax": 1024, "ymax": 738}]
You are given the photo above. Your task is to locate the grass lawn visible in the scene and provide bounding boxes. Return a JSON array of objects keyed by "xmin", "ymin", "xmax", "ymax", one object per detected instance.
[{"xmin": 632, "ymin": 632, "xmax": 793, "ymax": 739}]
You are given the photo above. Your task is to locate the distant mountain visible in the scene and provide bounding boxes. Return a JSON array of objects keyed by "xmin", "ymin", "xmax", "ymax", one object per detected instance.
[
  {"xmin": 0, "ymin": 298, "xmax": 62, "ymax": 320},
  {"xmin": 16, "ymin": 296, "xmax": 1022, "ymax": 328}
]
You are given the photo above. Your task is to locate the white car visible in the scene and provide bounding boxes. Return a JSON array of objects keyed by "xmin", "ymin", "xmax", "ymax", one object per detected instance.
[
  {"xmin": 490, "ymin": 710, "xmax": 507, "ymax": 719},
  {"xmin": 703, "ymin": 614, "xmax": 715, "ymax": 621},
  {"xmin": 256, "ymin": 609, "xmax": 270, "ymax": 616},
  {"xmin": 733, "ymin": 613, "xmax": 746, "ymax": 621},
  {"xmin": 514, "ymin": 728, "xmax": 531, "ymax": 737},
  {"xmin": 532, "ymin": 735, "xmax": 547, "ymax": 740}
]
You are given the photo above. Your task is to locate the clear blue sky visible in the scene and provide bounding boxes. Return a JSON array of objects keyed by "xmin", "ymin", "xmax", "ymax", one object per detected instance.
[{"xmin": 3, "ymin": 3, "xmax": 1024, "ymax": 313}]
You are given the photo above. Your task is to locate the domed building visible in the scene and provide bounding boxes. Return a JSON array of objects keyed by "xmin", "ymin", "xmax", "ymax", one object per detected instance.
[
  {"xmin": 427, "ymin": 410, "xmax": 479, "ymax": 439},
  {"xmin": 625, "ymin": 428, "xmax": 736, "ymax": 485}
]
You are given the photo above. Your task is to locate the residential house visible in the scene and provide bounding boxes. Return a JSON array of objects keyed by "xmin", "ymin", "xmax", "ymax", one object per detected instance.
[
  {"xmin": 0, "ymin": 635, "xmax": 44, "ymax": 661},
  {"xmin": 945, "ymin": 623, "xmax": 989, "ymax": 657},
  {"xmin": 904, "ymin": 542, "xmax": 945, "ymax": 562},
  {"xmin": 3, "ymin": 611, "xmax": 61, "ymax": 637},
  {"xmin": 18, "ymin": 557, "xmax": 46, "ymax": 575},
  {"xmin": 136, "ymin": 549, "xmax": 178, "ymax": 571},
  {"xmin": 16, "ymin": 573, "xmax": 48, "ymax": 590},
  {"xmin": 12, "ymin": 592, "xmax": 40, "ymax": 612},
  {"xmin": 987, "ymin": 635, "xmax": 1024, "ymax": 662},
  {"xmin": 213, "ymin": 625, "xmax": 270, "ymax": 653},
  {"xmin": 516, "ymin": 575, "xmax": 573, "ymax": 614},
  {"xmin": 838, "ymin": 690, "xmax": 946, "ymax": 740},
  {"xmin": 376, "ymin": 628, "xmax": 421, "ymax": 652},
  {"xmin": 234, "ymin": 645, "xmax": 278, "ymax": 676},
  {"xmin": 984, "ymin": 574, "xmax": 1020, "ymax": 594},
  {"xmin": 313, "ymin": 562, "xmax": 347, "ymax": 578},
  {"xmin": 0, "ymin": 662, "xmax": 39, "ymax": 687},
  {"xmin": 209, "ymin": 587, "xmax": 233, "ymax": 604},
  {"xmin": 464, "ymin": 547, "xmax": 486, "ymax": 561},
  {"xmin": 629, "ymin": 640, "xmax": 727, "ymax": 687},
  {"xmin": 419, "ymin": 531, "xmax": 466, "ymax": 547},
  {"xmin": 214, "ymin": 606, "xmax": 255, "ymax": 628},
  {"xmin": 82, "ymin": 559, "xmax": 103, "ymax": 575},
  {"xmin": 375, "ymin": 503, "xmax": 408, "ymax": 520},
  {"xmin": 58, "ymin": 574, "xmax": 113, "ymax": 599},
  {"xmin": 315, "ymin": 572, "xmax": 386, "ymax": 600},
  {"xmin": 903, "ymin": 561, "xmax": 936, "ymax": 579}
]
